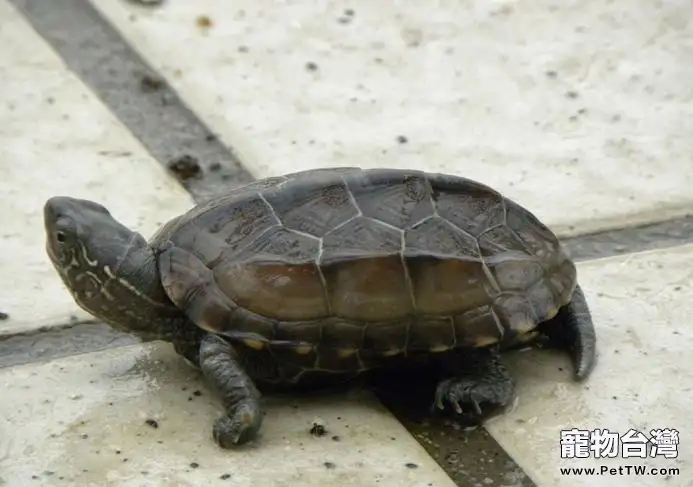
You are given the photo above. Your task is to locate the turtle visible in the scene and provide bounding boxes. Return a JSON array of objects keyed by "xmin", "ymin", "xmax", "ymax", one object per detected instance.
[{"xmin": 43, "ymin": 167, "xmax": 597, "ymax": 448}]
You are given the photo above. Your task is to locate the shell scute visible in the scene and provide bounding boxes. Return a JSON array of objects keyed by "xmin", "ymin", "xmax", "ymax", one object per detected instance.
[
  {"xmin": 208, "ymin": 195, "xmax": 280, "ymax": 248},
  {"xmin": 404, "ymin": 216, "xmax": 491, "ymax": 315},
  {"xmin": 321, "ymin": 215, "xmax": 402, "ymax": 264},
  {"xmin": 406, "ymin": 317, "xmax": 455, "ymax": 352},
  {"xmin": 213, "ymin": 227, "xmax": 327, "ymax": 321},
  {"xmin": 492, "ymin": 294, "xmax": 538, "ymax": 334},
  {"xmin": 215, "ymin": 261, "xmax": 328, "ymax": 321},
  {"xmin": 452, "ymin": 305, "xmax": 504, "ymax": 347},
  {"xmin": 488, "ymin": 255, "xmax": 545, "ymax": 291},
  {"xmin": 477, "ymin": 225, "xmax": 532, "ymax": 258},
  {"xmin": 263, "ymin": 176, "xmax": 360, "ymax": 238},
  {"xmin": 346, "ymin": 169, "xmax": 435, "ymax": 228},
  {"xmin": 404, "ymin": 216, "xmax": 478, "ymax": 259},
  {"xmin": 231, "ymin": 226, "xmax": 319, "ymax": 264},
  {"xmin": 408, "ymin": 258, "xmax": 491, "ymax": 315},
  {"xmin": 362, "ymin": 321, "xmax": 408, "ymax": 354},
  {"xmin": 323, "ymin": 256, "xmax": 414, "ymax": 321},
  {"xmin": 273, "ymin": 320, "xmax": 323, "ymax": 344},
  {"xmin": 431, "ymin": 176, "xmax": 506, "ymax": 236},
  {"xmin": 319, "ymin": 319, "xmax": 363, "ymax": 349}
]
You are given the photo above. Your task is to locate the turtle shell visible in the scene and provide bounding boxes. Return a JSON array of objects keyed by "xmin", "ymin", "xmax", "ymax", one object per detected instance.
[{"xmin": 152, "ymin": 167, "xmax": 576, "ymax": 374}]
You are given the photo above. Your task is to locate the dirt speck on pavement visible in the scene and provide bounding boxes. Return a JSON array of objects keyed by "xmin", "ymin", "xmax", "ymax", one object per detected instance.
[
  {"xmin": 139, "ymin": 74, "xmax": 165, "ymax": 93},
  {"xmin": 168, "ymin": 154, "xmax": 201, "ymax": 181}
]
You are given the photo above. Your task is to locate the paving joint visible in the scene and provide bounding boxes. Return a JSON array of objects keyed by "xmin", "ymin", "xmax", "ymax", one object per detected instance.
[{"xmin": 10, "ymin": 0, "xmax": 255, "ymax": 204}]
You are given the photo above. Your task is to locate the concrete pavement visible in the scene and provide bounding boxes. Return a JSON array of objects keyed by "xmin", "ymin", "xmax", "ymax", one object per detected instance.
[
  {"xmin": 91, "ymin": 0, "xmax": 693, "ymax": 237},
  {"xmin": 1, "ymin": 0, "xmax": 692, "ymax": 486},
  {"xmin": 0, "ymin": 0, "xmax": 193, "ymax": 337}
]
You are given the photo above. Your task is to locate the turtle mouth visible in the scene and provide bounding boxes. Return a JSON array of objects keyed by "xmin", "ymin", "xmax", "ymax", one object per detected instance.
[{"xmin": 45, "ymin": 236, "xmax": 69, "ymax": 275}]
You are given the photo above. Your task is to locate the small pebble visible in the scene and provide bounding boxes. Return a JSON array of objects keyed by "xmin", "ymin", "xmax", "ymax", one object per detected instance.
[
  {"xmin": 0, "ymin": 312, "xmax": 9, "ymax": 320},
  {"xmin": 565, "ymin": 91, "xmax": 579, "ymax": 99},
  {"xmin": 405, "ymin": 462, "xmax": 418, "ymax": 469},
  {"xmin": 190, "ymin": 462, "xmax": 199, "ymax": 469},
  {"xmin": 305, "ymin": 62, "xmax": 319, "ymax": 71},
  {"xmin": 145, "ymin": 419, "xmax": 159, "ymax": 429},
  {"xmin": 193, "ymin": 390, "xmax": 202, "ymax": 397},
  {"xmin": 324, "ymin": 462, "xmax": 336, "ymax": 469},
  {"xmin": 396, "ymin": 135, "xmax": 408, "ymax": 144}
]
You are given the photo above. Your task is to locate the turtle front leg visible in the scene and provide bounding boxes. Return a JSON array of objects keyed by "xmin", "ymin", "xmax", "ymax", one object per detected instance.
[
  {"xmin": 434, "ymin": 347, "xmax": 515, "ymax": 418},
  {"xmin": 199, "ymin": 332, "xmax": 264, "ymax": 448},
  {"xmin": 157, "ymin": 244, "xmax": 265, "ymax": 447}
]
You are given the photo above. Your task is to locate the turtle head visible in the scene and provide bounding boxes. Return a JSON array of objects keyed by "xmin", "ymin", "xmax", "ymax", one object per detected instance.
[
  {"xmin": 43, "ymin": 196, "xmax": 175, "ymax": 337},
  {"xmin": 44, "ymin": 196, "xmax": 138, "ymax": 269}
]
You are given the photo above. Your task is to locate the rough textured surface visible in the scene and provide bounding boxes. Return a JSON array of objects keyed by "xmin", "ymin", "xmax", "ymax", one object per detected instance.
[
  {"xmin": 486, "ymin": 244, "xmax": 693, "ymax": 486},
  {"xmin": 0, "ymin": 342, "xmax": 457, "ymax": 487},
  {"xmin": 90, "ymin": 0, "xmax": 693, "ymax": 237},
  {"xmin": 10, "ymin": 0, "xmax": 255, "ymax": 204},
  {"xmin": 0, "ymin": 0, "xmax": 193, "ymax": 337}
]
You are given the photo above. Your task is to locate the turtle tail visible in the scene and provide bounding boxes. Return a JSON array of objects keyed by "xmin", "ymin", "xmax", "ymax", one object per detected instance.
[{"xmin": 539, "ymin": 284, "xmax": 597, "ymax": 381}]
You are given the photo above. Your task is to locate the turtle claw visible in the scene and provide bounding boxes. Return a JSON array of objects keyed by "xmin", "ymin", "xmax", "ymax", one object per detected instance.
[
  {"xmin": 212, "ymin": 400, "xmax": 263, "ymax": 448},
  {"xmin": 433, "ymin": 375, "xmax": 514, "ymax": 418},
  {"xmin": 433, "ymin": 389, "xmax": 464, "ymax": 414}
]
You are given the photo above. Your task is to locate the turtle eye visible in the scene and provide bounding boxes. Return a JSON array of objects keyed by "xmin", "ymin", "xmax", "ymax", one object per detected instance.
[{"xmin": 55, "ymin": 231, "xmax": 67, "ymax": 244}]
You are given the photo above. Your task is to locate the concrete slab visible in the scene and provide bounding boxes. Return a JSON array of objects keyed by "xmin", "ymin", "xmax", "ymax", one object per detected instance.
[
  {"xmin": 91, "ymin": 0, "xmax": 693, "ymax": 237},
  {"xmin": 0, "ymin": 0, "xmax": 193, "ymax": 337},
  {"xmin": 0, "ymin": 342, "xmax": 457, "ymax": 487},
  {"xmin": 486, "ymin": 244, "xmax": 693, "ymax": 487}
]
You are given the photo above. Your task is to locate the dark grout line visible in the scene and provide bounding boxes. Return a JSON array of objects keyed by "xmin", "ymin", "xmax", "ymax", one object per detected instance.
[
  {"xmin": 562, "ymin": 215, "xmax": 693, "ymax": 262},
  {"xmin": 0, "ymin": 323, "xmax": 140, "ymax": 369},
  {"xmin": 10, "ymin": 0, "xmax": 255, "ymax": 204}
]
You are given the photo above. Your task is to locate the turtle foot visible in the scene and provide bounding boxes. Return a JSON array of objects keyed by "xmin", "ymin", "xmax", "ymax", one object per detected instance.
[
  {"xmin": 433, "ymin": 348, "xmax": 515, "ymax": 418},
  {"xmin": 213, "ymin": 400, "xmax": 263, "ymax": 448},
  {"xmin": 198, "ymin": 333, "xmax": 264, "ymax": 449}
]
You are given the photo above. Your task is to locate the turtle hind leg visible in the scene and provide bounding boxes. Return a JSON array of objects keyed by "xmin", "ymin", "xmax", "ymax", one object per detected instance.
[
  {"xmin": 433, "ymin": 347, "xmax": 515, "ymax": 420},
  {"xmin": 199, "ymin": 333, "xmax": 264, "ymax": 448},
  {"xmin": 538, "ymin": 284, "xmax": 597, "ymax": 381}
]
